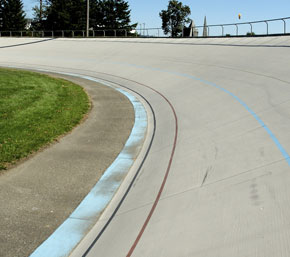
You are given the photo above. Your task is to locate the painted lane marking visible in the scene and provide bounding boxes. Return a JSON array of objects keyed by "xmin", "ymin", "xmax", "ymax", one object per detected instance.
[
  {"xmin": 36, "ymin": 66, "xmax": 290, "ymax": 256},
  {"xmin": 68, "ymin": 73, "xmax": 177, "ymax": 257},
  {"xmin": 76, "ymin": 69, "xmax": 290, "ymax": 256},
  {"xmin": 5, "ymin": 61, "xmax": 290, "ymax": 256},
  {"xmin": 0, "ymin": 38, "xmax": 55, "ymax": 49},
  {"xmin": 108, "ymin": 62, "xmax": 290, "ymax": 167},
  {"xmin": 28, "ymin": 60, "xmax": 290, "ymax": 167},
  {"xmin": 125, "ymin": 80, "xmax": 179, "ymax": 257},
  {"xmin": 27, "ymin": 71, "xmax": 148, "ymax": 257}
]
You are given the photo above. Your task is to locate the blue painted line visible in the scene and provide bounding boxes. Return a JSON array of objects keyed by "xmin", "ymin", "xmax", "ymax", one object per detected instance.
[
  {"xmin": 28, "ymin": 71, "xmax": 148, "ymax": 257},
  {"xmin": 6, "ymin": 59, "xmax": 290, "ymax": 257},
  {"xmin": 108, "ymin": 61, "xmax": 290, "ymax": 167}
]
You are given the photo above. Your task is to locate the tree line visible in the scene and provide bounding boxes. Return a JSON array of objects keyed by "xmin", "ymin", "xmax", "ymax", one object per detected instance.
[
  {"xmin": 0, "ymin": 0, "xmax": 192, "ymax": 38},
  {"xmin": 0, "ymin": 0, "xmax": 135, "ymax": 31}
]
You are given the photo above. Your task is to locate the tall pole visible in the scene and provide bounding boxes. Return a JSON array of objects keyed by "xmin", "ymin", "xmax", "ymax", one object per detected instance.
[
  {"xmin": 86, "ymin": 0, "xmax": 90, "ymax": 37},
  {"xmin": 39, "ymin": 0, "xmax": 42, "ymax": 21}
]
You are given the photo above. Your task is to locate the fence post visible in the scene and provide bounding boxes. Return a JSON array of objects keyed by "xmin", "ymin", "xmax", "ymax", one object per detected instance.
[
  {"xmin": 235, "ymin": 24, "xmax": 238, "ymax": 36},
  {"xmin": 249, "ymin": 23, "xmax": 253, "ymax": 34},
  {"xmin": 21, "ymin": 31, "xmax": 23, "ymax": 37},
  {"xmin": 114, "ymin": 30, "xmax": 116, "ymax": 37},
  {"xmin": 125, "ymin": 30, "xmax": 127, "ymax": 37},
  {"xmin": 264, "ymin": 21, "xmax": 269, "ymax": 35},
  {"xmin": 93, "ymin": 30, "xmax": 95, "ymax": 37},
  {"xmin": 207, "ymin": 26, "xmax": 210, "ymax": 37},
  {"xmin": 72, "ymin": 31, "xmax": 74, "ymax": 37},
  {"xmin": 282, "ymin": 19, "xmax": 286, "ymax": 34},
  {"xmin": 52, "ymin": 31, "xmax": 54, "ymax": 38},
  {"xmin": 220, "ymin": 25, "xmax": 224, "ymax": 36},
  {"xmin": 103, "ymin": 30, "xmax": 105, "ymax": 37},
  {"xmin": 42, "ymin": 31, "xmax": 44, "ymax": 37},
  {"xmin": 62, "ymin": 30, "xmax": 64, "ymax": 37},
  {"xmin": 10, "ymin": 31, "xmax": 12, "ymax": 37}
]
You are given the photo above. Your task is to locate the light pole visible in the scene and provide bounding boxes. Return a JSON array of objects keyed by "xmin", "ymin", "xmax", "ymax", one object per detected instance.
[
  {"xmin": 39, "ymin": 0, "xmax": 42, "ymax": 21},
  {"xmin": 139, "ymin": 23, "xmax": 143, "ymax": 37},
  {"xmin": 86, "ymin": 0, "xmax": 90, "ymax": 37},
  {"xmin": 143, "ymin": 23, "xmax": 145, "ymax": 36}
]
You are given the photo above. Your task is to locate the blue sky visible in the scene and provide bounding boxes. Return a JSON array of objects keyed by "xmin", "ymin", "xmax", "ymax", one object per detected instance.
[{"xmin": 23, "ymin": 0, "xmax": 290, "ymax": 35}]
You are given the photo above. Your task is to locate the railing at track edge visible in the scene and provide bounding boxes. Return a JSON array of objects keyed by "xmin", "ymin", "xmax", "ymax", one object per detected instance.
[{"xmin": 0, "ymin": 17, "xmax": 289, "ymax": 38}]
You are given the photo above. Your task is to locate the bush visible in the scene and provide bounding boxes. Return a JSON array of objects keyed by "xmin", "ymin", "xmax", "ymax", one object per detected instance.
[{"xmin": 246, "ymin": 32, "xmax": 255, "ymax": 36}]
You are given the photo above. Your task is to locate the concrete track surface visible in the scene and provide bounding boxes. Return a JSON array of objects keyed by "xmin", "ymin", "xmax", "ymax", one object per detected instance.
[{"xmin": 1, "ymin": 36, "xmax": 290, "ymax": 257}]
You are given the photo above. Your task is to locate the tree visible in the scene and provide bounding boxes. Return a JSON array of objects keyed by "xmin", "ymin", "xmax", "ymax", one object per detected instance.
[
  {"xmin": 90, "ymin": 0, "xmax": 136, "ymax": 30},
  {"xmin": 31, "ymin": 0, "xmax": 49, "ymax": 30},
  {"xmin": 38, "ymin": 0, "xmax": 135, "ymax": 31},
  {"xmin": 44, "ymin": 0, "xmax": 86, "ymax": 30},
  {"xmin": 0, "ymin": 0, "xmax": 4, "ymax": 29},
  {"xmin": 89, "ymin": 0, "xmax": 103, "ymax": 28},
  {"xmin": 159, "ymin": 0, "xmax": 191, "ymax": 37},
  {"xmin": 0, "ymin": 0, "xmax": 26, "ymax": 30}
]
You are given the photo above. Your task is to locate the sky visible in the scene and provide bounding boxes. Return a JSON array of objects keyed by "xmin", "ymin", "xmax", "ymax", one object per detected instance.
[{"xmin": 23, "ymin": 0, "xmax": 290, "ymax": 35}]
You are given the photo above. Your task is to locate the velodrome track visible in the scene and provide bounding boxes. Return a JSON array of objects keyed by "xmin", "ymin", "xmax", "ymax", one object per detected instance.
[{"xmin": 1, "ymin": 36, "xmax": 290, "ymax": 257}]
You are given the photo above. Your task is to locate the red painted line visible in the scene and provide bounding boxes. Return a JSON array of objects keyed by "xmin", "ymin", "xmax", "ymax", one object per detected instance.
[
  {"xmin": 88, "ymin": 73, "xmax": 178, "ymax": 256},
  {"xmin": 17, "ymin": 66, "xmax": 178, "ymax": 256},
  {"xmin": 121, "ymin": 81, "xmax": 179, "ymax": 257},
  {"xmin": 93, "ymin": 72, "xmax": 178, "ymax": 256},
  {"xmin": 85, "ymin": 72, "xmax": 178, "ymax": 255}
]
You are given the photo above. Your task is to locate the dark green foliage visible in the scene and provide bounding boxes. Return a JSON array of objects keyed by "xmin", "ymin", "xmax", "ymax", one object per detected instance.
[
  {"xmin": 0, "ymin": 0, "xmax": 26, "ymax": 30},
  {"xmin": 91, "ymin": 0, "xmax": 133, "ymax": 29},
  {"xmin": 159, "ymin": 0, "xmax": 191, "ymax": 37},
  {"xmin": 246, "ymin": 32, "xmax": 255, "ymax": 36},
  {"xmin": 39, "ymin": 0, "xmax": 135, "ymax": 31},
  {"xmin": 31, "ymin": 0, "xmax": 49, "ymax": 30},
  {"xmin": 90, "ymin": 0, "xmax": 103, "ymax": 28},
  {"xmin": 0, "ymin": 0, "xmax": 4, "ymax": 29},
  {"xmin": 44, "ymin": 0, "xmax": 86, "ymax": 30}
]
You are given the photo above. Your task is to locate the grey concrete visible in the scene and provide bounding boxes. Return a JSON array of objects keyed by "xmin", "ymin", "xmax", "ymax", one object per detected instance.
[
  {"xmin": 1, "ymin": 36, "xmax": 290, "ymax": 257},
  {"xmin": 0, "ymin": 73, "xmax": 134, "ymax": 257}
]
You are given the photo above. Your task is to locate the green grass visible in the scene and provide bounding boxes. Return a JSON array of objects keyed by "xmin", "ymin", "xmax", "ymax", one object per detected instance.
[{"xmin": 0, "ymin": 68, "xmax": 90, "ymax": 170}]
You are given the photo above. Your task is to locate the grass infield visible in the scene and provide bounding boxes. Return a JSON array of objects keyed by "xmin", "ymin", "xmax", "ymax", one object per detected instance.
[{"xmin": 0, "ymin": 68, "xmax": 90, "ymax": 171}]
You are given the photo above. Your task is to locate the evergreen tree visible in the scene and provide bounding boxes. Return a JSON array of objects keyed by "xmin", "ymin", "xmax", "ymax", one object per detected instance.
[
  {"xmin": 45, "ymin": 0, "xmax": 86, "ymax": 30},
  {"xmin": 90, "ymin": 0, "xmax": 136, "ymax": 30},
  {"xmin": 0, "ymin": 0, "xmax": 4, "ymax": 30},
  {"xmin": 89, "ymin": 0, "xmax": 103, "ymax": 29},
  {"xmin": 42, "ymin": 0, "xmax": 135, "ymax": 31},
  {"xmin": 1, "ymin": 0, "xmax": 26, "ymax": 30},
  {"xmin": 31, "ymin": 0, "xmax": 49, "ymax": 30},
  {"xmin": 102, "ymin": 0, "xmax": 131, "ymax": 29}
]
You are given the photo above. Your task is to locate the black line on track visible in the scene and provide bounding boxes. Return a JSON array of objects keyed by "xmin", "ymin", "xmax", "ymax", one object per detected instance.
[
  {"xmin": 0, "ymin": 38, "xmax": 55, "ymax": 49},
  {"xmin": 81, "ymin": 76, "xmax": 157, "ymax": 257},
  {"xmin": 0, "ymin": 65, "xmax": 158, "ymax": 256}
]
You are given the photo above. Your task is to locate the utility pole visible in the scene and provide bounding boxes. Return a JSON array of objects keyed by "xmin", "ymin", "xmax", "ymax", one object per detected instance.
[
  {"xmin": 139, "ymin": 23, "xmax": 142, "ymax": 37},
  {"xmin": 39, "ymin": 0, "xmax": 42, "ymax": 21},
  {"xmin": 86, "ymin": 0, "xmax": 90, "ymax": 37}
]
